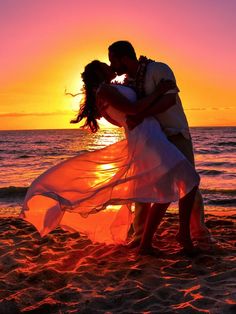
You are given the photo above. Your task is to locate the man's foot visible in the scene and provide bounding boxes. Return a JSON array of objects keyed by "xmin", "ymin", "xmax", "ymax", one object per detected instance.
[
  {"xmin": 193, "ymin": 235, "xmax": 217, "ymax": 246},
  {"xmin": 176, "ymin": 233, "xmax": 202, "ymax": 257},
  {"xmin": 181, "ymin": 246, "xmax": 202, "ymax": 257},
  {"xmin": 126, "ymin": 238, "xmax": 141, "ymax": 249},
  {"xmin": 137, "ymin": 246, "xmax": 162, "ymax": 257}
]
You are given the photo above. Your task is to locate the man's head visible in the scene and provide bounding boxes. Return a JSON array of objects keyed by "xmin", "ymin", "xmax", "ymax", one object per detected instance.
[{"xmin": 108, "ymin": 41, "xmax": 138, "ymax": 76}]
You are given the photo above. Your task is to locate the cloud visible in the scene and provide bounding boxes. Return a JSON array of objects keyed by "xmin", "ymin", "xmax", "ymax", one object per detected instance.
[
  {"xmin": 185, "ymin": 108, "xmax": 206, "ymax": 111},
  {"xmin": 0, "ymin": 110, "xmax": 71, "ymax": 118},
  {"xmin": 185, "ymin": 107, "xmax": 233, "ymax": 111},
  {"xmin": 1, "ymin": 106, "xmax": 233, "ymax": 118}
]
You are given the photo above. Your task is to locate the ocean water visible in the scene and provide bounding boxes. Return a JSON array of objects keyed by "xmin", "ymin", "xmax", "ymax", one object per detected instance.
[{"xmin": 0, "ymin": 127, "xmax": 235, "ymax": 216}]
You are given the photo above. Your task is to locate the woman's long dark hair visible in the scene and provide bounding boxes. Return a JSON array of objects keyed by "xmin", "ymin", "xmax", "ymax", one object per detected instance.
[{"xmin": 70, "ymin": 60, "xmax": 106, "ymax": 133}]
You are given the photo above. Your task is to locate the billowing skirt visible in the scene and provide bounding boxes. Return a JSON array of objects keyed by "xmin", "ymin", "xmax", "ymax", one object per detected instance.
[{"xmin": 21, "ymin": 118, "xmax": 199, "ymax": 244}]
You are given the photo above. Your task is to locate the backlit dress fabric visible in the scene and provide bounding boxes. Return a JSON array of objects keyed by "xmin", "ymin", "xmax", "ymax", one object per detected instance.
[{"xmin": 21, "ymin": 85, "xmax": 199, "ymax": 244}]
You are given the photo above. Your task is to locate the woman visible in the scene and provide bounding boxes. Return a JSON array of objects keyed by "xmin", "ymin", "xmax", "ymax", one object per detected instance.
[{"xmin": 21, "ymin": 60, "xmax": 199, "ymax": 255}]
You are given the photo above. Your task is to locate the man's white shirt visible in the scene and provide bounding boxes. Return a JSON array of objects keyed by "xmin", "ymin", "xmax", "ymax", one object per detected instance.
[{"xmin": 144, "ymin": 62, "xmax": 191, "ymax": 139}]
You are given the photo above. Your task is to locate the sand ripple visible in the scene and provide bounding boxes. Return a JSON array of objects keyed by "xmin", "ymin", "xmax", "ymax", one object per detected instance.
[{"xmin": 0, "ymin": 213, "xmax": 235, "ymax": 313}]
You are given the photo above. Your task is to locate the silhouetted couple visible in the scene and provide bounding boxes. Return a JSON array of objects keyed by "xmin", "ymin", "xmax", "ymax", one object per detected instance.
[{"xmin": 21, "ymin": 41, "xmax": 213, "ymax": 256}]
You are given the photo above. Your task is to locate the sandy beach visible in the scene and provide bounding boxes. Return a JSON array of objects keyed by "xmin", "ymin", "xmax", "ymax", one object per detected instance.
[{"xmin": 0, "ymin": 211, "xmax": 235, "ymax": 314}]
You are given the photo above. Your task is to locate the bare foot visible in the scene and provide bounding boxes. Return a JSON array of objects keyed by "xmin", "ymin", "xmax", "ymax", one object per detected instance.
[
  {"xmin": 194, "ymin": 236, "xmax": 217, "ymax": 251},
  {"xmin": 126, "ymin": 238, "xmax": 141, "ymax": 249},
  {"xmin": 137, "ymin": 246, "xmax": 162, "ymax": 257},
  {"xmin": 176, "ymin": 233, "xmax": 201, "ymax": 257},
  {"xmin": 180, "ymin": 246, "xmax": 202, "ymax": 258}
]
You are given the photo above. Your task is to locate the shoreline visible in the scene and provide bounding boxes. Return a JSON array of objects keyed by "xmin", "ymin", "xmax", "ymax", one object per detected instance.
[
  {"xmin": 1, "ymin": 204, "xmax": 235, "ymax": 218},
  {"xmin": 0, "ymin": 212, "xmax": 235, "ymax": 313}
]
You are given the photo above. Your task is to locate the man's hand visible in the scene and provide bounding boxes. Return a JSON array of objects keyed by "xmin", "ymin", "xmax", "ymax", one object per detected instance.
[{"xmin": 126, "ymin": 115, "xmax": 144, "ymax": 130}]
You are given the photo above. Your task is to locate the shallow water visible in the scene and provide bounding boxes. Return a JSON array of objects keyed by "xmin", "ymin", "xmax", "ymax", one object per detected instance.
[{"xmin": 0, "ymin": 127, "xmax": 235, "ymax": 215}]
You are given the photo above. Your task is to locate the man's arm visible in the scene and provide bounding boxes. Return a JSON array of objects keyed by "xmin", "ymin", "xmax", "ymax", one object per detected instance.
[
  {"xmin": 96, "ymin": 82, "xmax": 168, "ymax": 115},
  {"xmin": 96, "ymin": 82, "xmax": 175, "ymax": 115},
  {"xmin": 126, "ymin": 93, "xmax": 177, "ymax": 130},
  {"xmin": 126, "ymin": 62, "xmax": 178, "ymax": 129},
  {"xmin": 142, "ymin": 93, "xmax": 177, "ymax": 116}
]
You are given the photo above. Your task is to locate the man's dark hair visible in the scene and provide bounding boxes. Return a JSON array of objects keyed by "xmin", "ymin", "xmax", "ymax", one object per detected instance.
[{"xmin": 108, "ymin": 41, "xmax": 137, "ymax": 60}]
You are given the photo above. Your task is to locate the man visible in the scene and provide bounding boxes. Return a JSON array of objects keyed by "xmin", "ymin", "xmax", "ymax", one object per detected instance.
[{"xmin": 108, "ymin": 40, "xmax": 212, "ymax": 248}]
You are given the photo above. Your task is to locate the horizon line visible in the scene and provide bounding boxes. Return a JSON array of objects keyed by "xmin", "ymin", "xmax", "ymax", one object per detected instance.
[{"xmin": 0, "ymin": 125, "xmax": 236, "ymax": 132}]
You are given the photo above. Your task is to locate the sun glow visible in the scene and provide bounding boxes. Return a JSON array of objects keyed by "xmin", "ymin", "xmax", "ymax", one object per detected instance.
[
  {"xmin": 1, "ymin": 1, "xmax": 235, "ymax": 130},
  {"xmin": 70, "ymin": 95, "xmax": 82, "ymax": 112},
  {"xmin": 111, "ymin": 75, "xmax": 126, "ymax": 84},
  {"xmin": 99, "ymin": 118, "xmax": 117, "ymax": 129}
]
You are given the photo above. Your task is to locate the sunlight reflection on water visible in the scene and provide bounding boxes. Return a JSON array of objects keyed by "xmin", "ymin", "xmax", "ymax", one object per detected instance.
[{"xmin": 0, "ymin": 127, "xmax": 235, "ymax": 216}]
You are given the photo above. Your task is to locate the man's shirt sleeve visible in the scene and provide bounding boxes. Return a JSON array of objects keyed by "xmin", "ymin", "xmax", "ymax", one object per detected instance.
[{"xmin": 152, "ymin": 62, "xmax": 179, "ymax": 94}]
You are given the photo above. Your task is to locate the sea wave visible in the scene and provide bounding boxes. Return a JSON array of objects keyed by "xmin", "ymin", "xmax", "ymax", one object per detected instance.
[
  {"xmin": 0, "ymin": 187, "xmax": 28, "ymax": 199},
  {"xmin": 34, "ymin": 141, "xmax": 47, "ymax": 144},
  {"xmin": 0, "ymin": 140, "xmax": 13, "ymax": 143},
  {"xmin": 201, "ymin": 188, "xmax": 236, "ymax": 196},
  {"xmin": 1, "ymin": 186, "xmax": 235, "ymax": 201},
  {"xmin": 207, "ymin": 199, "xmax": 236, "ymax": 206},
  {"xmin": 196, "ymin": 149, "xmax": 220, "ymax": 154},
  {"xmin": 218, "ymin": 141, "xmax": 236, "ymax": 147},
  {"xmin": 16, "ymin": 155, "xmax": 33, "ymax": 159},
  {"xmin": 200, "ymin": 161, "xmax": 233, "ymax": 167},
  {"xmin": 198, "ymin": 169, "xmax": 223, "ymax": 176}
]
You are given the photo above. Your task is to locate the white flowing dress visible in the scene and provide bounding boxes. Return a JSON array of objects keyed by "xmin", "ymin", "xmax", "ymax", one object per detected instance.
[{"xmin": 21, "ymin": 85, "xmax": 200, "ymax": 244}]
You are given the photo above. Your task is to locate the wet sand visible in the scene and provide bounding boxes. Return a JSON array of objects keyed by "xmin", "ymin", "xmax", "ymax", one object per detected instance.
[{"xmin": 0, "ymin": 212, "xmax": 235, "ymax": 313}]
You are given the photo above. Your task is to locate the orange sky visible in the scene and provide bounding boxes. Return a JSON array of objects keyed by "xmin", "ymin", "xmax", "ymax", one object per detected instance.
[{"xmin": 0, "ymin": 0, "xmax": 235, "ymax": 130}]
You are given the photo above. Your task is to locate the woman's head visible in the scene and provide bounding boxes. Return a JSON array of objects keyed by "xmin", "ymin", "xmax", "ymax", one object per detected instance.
[
  {"xmin": 71, "ymin": 61, "xmax": 115, "ymax": 133},
  {"xmin": 82, "ymin": 60, "xmax": 116, "ymax": 88}
]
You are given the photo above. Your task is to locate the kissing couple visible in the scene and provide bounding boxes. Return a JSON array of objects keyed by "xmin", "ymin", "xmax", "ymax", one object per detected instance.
[{"xmin": 21, "ymin": 41, "xmax": 213, "ymax": 256}]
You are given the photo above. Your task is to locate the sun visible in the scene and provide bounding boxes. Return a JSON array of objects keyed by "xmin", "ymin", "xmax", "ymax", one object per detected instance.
[
  {"xmin": 99, "ymin": 117, "xmax": 117, "ymax": 129},
  {"xmin": 111, "ymin": 74, "xmax": 126, "ymax": 84},
  {"xmin": 70, "ymin": 95, "xmax": 82, "ymax": 111}
]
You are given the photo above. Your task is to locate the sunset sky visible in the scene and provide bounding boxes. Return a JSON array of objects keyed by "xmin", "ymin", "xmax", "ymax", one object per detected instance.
[{"xmin": 0, "ymin": 0, "xmax": 235, "ymax": 130}]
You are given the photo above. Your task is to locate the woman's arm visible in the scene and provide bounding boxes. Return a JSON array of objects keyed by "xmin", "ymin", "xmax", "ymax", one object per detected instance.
[
  {"xmin": 96, "ymin": 80, "xmax": 177, "ymax": 115},
  {"xmin": 102, "ymin": 111, "xmax": 122, "ymax": 127},
  {"xmin": 96, "ymin": 98, "xmax": 122, "ymax": 127}
]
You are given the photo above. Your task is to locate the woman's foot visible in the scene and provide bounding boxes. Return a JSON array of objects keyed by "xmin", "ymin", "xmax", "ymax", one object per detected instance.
[
  {"xmin": 181, "ymin": 246, "xmax": 202, "ymax": 257},
  {"xmin": 126, "ymin": 238, "xmax": 141, "ymax": 249},
  {"xmin": 137, "ymin": 245, "xmax": 162, "ymax": 257}
]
